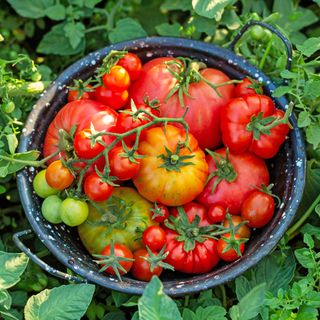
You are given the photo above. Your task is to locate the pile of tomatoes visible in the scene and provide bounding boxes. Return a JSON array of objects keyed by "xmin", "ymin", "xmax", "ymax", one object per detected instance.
[{"xmin": 32, "ymin": 50, "xmax": 291, "ymax": 281}]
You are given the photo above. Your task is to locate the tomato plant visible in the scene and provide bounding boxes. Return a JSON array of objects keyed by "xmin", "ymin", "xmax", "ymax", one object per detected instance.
[
  {"xmin": 33, "ymin": 170, "xmax": 59, "ymax": 198},
  {"xmin": 45, "ymin": 160, "xmax": 74, "ymax": 190},
  {"xmin": 102, "ymin": 65, "xmax": 130, "ymax": 91},
  {"xmin": 133, "ymin": 125, "xmax": 208, "ymax": 206},
  {"xmin": 59, "ymin": 198, "xmax": 89, "ymax": 227},
  {"xmin": 117, "ymin": 52, "xmax": 142, "ymax": 80},
  {"xmin": 94, "ymin": 86, "xmax": 129, "ymax": 110},
  {"xmin": 217, "ymin": 233, "xmax": 245, "ymax": 262},
  {"xmin": 142, "ymin": 225, "xmax": 166, "ymax": 251},
  {"xmin": 207, "ymin": 204, "xmax": 227, "ymax": 224},
  {"xmin": 234, "ymin": 78, "xmax": 262, "ymax": 97},
  {"xmin": 78, "ymin": 187, "xmax": 156, "ymax": 253},
  {"xmin": 197, "ymin": 148, "xmax": 269, "ymax": 214},
  {"xmin": 223, "ymin": 215, "xmax": 251, "ymax": 239},
  {"xmin": 41, "ymin": 195, "xmax": 62, "ymax": 224},
  {"xmin": 150, "ymin": 203, "xmax": 169, "ymax": 224}
]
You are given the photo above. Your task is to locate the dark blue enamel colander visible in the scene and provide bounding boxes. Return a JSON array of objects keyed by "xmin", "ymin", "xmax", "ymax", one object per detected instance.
[{"xmin": 13, "ymin": 21, "xmax": 305, "ymax": 296}]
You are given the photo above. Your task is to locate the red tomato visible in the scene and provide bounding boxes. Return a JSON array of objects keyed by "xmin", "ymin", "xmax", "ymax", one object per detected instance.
[
  {"xmin": 43, "ymin": 100, "xmax": 118, "ymax": 163},
  {"xmin": 223, "ymin": 215, "xmax": 251, "ymax": 239},
  {"xmin": 151, "ymin": 203, "xmax": 169, "ymax": 223},
  {"xmin": 164, "ymin": 205, "xmax": 220, "ymax": 274},
  {"xmin": 130, "ymin": 57, "xmax": 234, "ymax": 149},
  {"xmin": 234, "ymin": 78, "xmax": 262, "ymax": 97},
  {"xmin": 67, "ymin": 85, "xmax": 94, "ymax": 102},
  {"xmin": 170, "ymin": 202, "xmax": 211, "ymax": 227},
  {"xmin": 221, "ymin": 94, "xmax": 290, "ymax": 158},
  {"xmin": 131, "ymin": 249, "xmax": 163, "ymax": 281},
  {"xmin": 43, "ymin": 100, "xmax": 117, "ymax": 163},
  {"xmin": 116, "ymin": 110, "xmax": 149, "ymax": 145},
  {"xmin": 118, "ymin": 52, "xmax": 142, "ymax": 80},
  {"xmin": 94, "ymin": 86, "xmax": 129, "ymax": 110},
  {"xmin": 45, "ymin": 160, "xmax": 74, "ymax": 190},
  {"xmin": 73, "ymin": 129, "xmax": 105, "ymax": 159},
  {"xmin": 84, "ymin": 172, "xmax": 113, "ymax": 202},
  {"xmin": 100, "ymin": 243, "xmax": 133, "ymax": 276},
  {"xmin": 109, "ymin": 146, "xmax": 141, "ymax": 180},
  {"xmin": 207, "ymin": 204, "xmax": 227, "ymax": 224},
  {"xmin": 102, "ymin": 65, "xmax": 130, "ymax": 91},
  {"xmin": 217, "ymin": 233, "xmax": 245, "ymax": 262},
  {"xmin": 241, "ymin": 191, "xmax": 275, "ymax": 228},
  {"xmin": 197, "ymin": 148, "xmax": 269, "ymax": 214},
  {"xmin": 142, "ymin": 226, "xmax": 166, "ymax": 251}
]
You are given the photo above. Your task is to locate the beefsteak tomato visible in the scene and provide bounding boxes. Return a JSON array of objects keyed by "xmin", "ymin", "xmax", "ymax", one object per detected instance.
[
  {"xmin": 130, "ymin": 57, "xmax": 235, "ymax": 149},
  {"xmin": 78, "ymin": 187, "xmax": 156, "ymax": 254},
  {"xmin": 197, "ymin": 148, "xmax": 269, "ymax": 214},
  {"xmin": 43, "ymin": 99, "xmax": 118, "ymax": 163},
  {"xmin": 132, "ymin": 125, "xmax": 208, "ymax": 206}
]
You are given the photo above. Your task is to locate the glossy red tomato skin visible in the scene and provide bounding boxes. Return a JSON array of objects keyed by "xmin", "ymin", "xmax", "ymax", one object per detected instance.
[
  {"xmin": 84, "ymin": 172, "xmax": 114, "ymax": 202},
  {"xmin": 94, "ymin": 86, "xmax": 129, "ymax": 110},
  {"xmin": 131, "ymin": 249, "xmax": 163, "ymax": 281},
  {"xmin": 207, "ymin": 204, "xmax": 227, "ymax": 224},
  {"xmin": 221, "ymin": 94, "xmax": 290, "ymax": 159},
  {"xmin": 109, "ymin": 146, "xmax": 141, "ymax": 180},
  {"xmin": 142, "ymin": 226, "xmax": 166, "ymax": 251},
  {"xmin": 164, "ymin": 206, "xmax": 220, "ymax": 274},
  {"xmin": 223, "ymin": 215, "xmax": 251, "ymax": 239},
  {"xmin": 130, "ymin": 57, "xmax": 235, "ymax": 150},
  {"xmin": 197, "ymin": 148, "xmax": 269, "ymax": 214},
  {"xmin": 73, "ymin": 129, "xmax": 105, "ymax": 159},
  {"xmin": 43, "ymin": 100, "xmax": 118, "ymax": 163},
  {"xmin": 45, "ymin": 160, "xmax": 74, "ymax": 190},
  {"xmin": 151, "ymin": 204, "xmax": 169, "ymax": 224},
  {"xmin": 67, "ymin": 85, "xmax": 94, "ymax": 102},
  {"xmin": 117, "ymin": 53, "xmax": 142, "ymax": 81},
  {"xmin": 100, "ymin": 243, "xmax": 133, "ymax": 276},
  {"xmin": 102, "ymin": 65, "xmax": 130, "ymax": 91},
  {"xmin": 234, "ymin": 78, "xmax": 262, "ymax": 97},
  {"xmin": 241, "ymin": 191, "xmax": 275, "ymax": 228},
  {"xmin": 170, "ymin": 202, "xmax": 211, "ymax": 227},
  {"xmin": 217, "ymin": 233, "xmax": 245, "ymax": 262}
]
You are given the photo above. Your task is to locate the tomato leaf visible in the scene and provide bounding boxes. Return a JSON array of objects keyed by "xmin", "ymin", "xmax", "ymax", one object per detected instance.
[
  {"xmin": 155, "ymin": 23, "xmax": 181, "ymax": 37},
  {"xmin": 0, "ymin": 251, "xmax": 29, "ymax": 290},
  {"xmin": 44, "ymin": 4, "xmax": 66, "ymax": 21},
  {"xmin": 6, "ymin": 134, "xmax": 18, "ymax": 155},
  {"xmin": 182, "ymin": 306, "xmax": 227, "ymax": 320},
  {"xmin": 192, "ymin": 0, "xmax": 234, "ymax": 19},
  {"xmin": 24, "ymin": 284, "xmax": 95, "ymax": 320},
  {"xmin": 64, "ymin": 22, "xmax": 86, "ymax": 49},
  {"xmin": 297, "ymin": 111, "xmax": 312, "ymax": 128},
  {"xmin": 7, "ymin": 0, "xmax": 54, "ymax": 19},
  {"xmin": 109, "ymin": 18, "xmax": 147, "ymax": 44},
  {"xmin": 37, "ymin": 23, "xmax": 85, "ymax": 55},
  {"xmin": 160, "ymin": 0, "xmax": 192, "ymax": 12},
  {"xmin": 297, "ymin": 37, "xmax": 320, "ymax": 57},
  {"xmin": 138, "ymin": 276, "xmax": 182, "ymax": 320},
  {"xmin": 306, "ymin": 124, "xmax": 320, "ymax": 149}
]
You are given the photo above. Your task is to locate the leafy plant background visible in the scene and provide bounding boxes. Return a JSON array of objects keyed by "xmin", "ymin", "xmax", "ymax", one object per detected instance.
[{"xmin": 1, "ymin": 0, "xmax": 320, "ymax": 319}]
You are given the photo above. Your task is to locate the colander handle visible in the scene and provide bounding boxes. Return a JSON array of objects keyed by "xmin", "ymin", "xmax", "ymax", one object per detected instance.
[
  {"xmin": 13, "ymin": 229, "xmax": 87, "ymax": 284},
  {"xmin": 228, "ymin": 20, "xmax": 293, "ymax": 71}
]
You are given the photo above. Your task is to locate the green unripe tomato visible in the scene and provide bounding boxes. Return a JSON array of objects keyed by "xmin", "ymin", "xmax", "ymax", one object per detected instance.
[
  {"xmin": 261, "ymin": 29, "xmax": 273, "ymax": 43},
  {"xmin": 2, "ymin": 101, "xmax": 15, "ymax": 113},
  {"xmin": 250, "ymin": 25, "xmax": 265, "ymax": 40},
  {"xmin": 33, "ymin": 170, "xmax": 59, "ymax": 198},
  {"xmin": 31, "ymin": 71, "xmax": 42, "ymax": 82},
  {"xmin": 59, "ymin": 198, "xmax": 89, "ymax": 227},
  {"xmin": 41, "ymin": 195, "xmax": 63, "ymax": 224}
]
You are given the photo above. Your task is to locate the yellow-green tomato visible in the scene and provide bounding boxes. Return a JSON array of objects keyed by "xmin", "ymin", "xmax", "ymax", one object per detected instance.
[
  {"xmin": 59, "ymin": 198, "xmax": 89, "ymax": 227},
  {"xmin": 33, "ymin": 170, "xmax": 59, "ymax": 198},
  {"xmin": 41, "ymin": 195, "xmax": 63, "ymax": 224},
  {"xmin": 78, "ymin": 187, "xmax": 157, "ymax": 254}
]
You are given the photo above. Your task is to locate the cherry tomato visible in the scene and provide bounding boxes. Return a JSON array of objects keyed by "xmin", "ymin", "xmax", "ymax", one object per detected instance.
[
  {"xmin": 74, "ymin": 129, "xmax": 105, "ymax": 159},
  {"xmin": 217, "ymin": 233, "xmax": 245, "ymax": 262},
  {"xmin": 84, "ymin": 172, "xmax": 114, "ymax": 202},
  {"xmin": 223, "ymin": 215, "xmax": 251, "ymax": 239},
  {"xmin": 151, "ymin": 203, "xmax": 169, "ymax": 223},
  {"xmin": 33, "ymin": 170, "xmax": 59, "ymax": 198},
  {"xmin": 109, "ymin": 146, "xmax": 141, "ymax": 180},
  {"xmin": 131, "ymin": 249, "xmax": 163, "ymax": 281},
  {"xmin": 41, "ymin": 195, "xmax": 62, "ymax": 224},
  {"xmin": 207, "ymin": 204, "xmax": 226, "ymax": 224},
  {"xmin": 118, "ymin": 52, "xmax": 142, "ymax": 80},
  {"xmin": 94, "ymin": 86, "xmax": 129, "ymax": 110},
  {"xmin": 241, "ymin": 191, "xmax": 275, "ymax": 228},
  {"xmin": 142, "ymin": 226, "xmax": 166, "ymax": 251},
  {"xmin": 102, "ymin": 65, "xmax": 130, "ymax": 91},
  {"xmin": 234, "ymin": 78, "xmax": 262, "ymax": 97},
  {"xmin": 100, "ymin": 243, "xmax": 133, "ymax": 276},
  {"xmin": 59, "ymin": 198, "xmax": 89, "ymax": 227},
  {"xmin": 67, "ymin": 85, "xmax": 94, "ymax": 102},
  {"xmin": 45, "ymin": 160, "xmax": 74, "ymax": 190}
]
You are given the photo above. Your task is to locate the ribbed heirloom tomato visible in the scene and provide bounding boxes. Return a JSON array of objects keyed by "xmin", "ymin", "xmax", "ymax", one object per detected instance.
[
  {"xmin": 133, "ymin": 125, "xmax": 208, "ymax": 206},
  {"xmin": 130, "ymin": 57, "xmax": 235, "ymax": 149}
]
